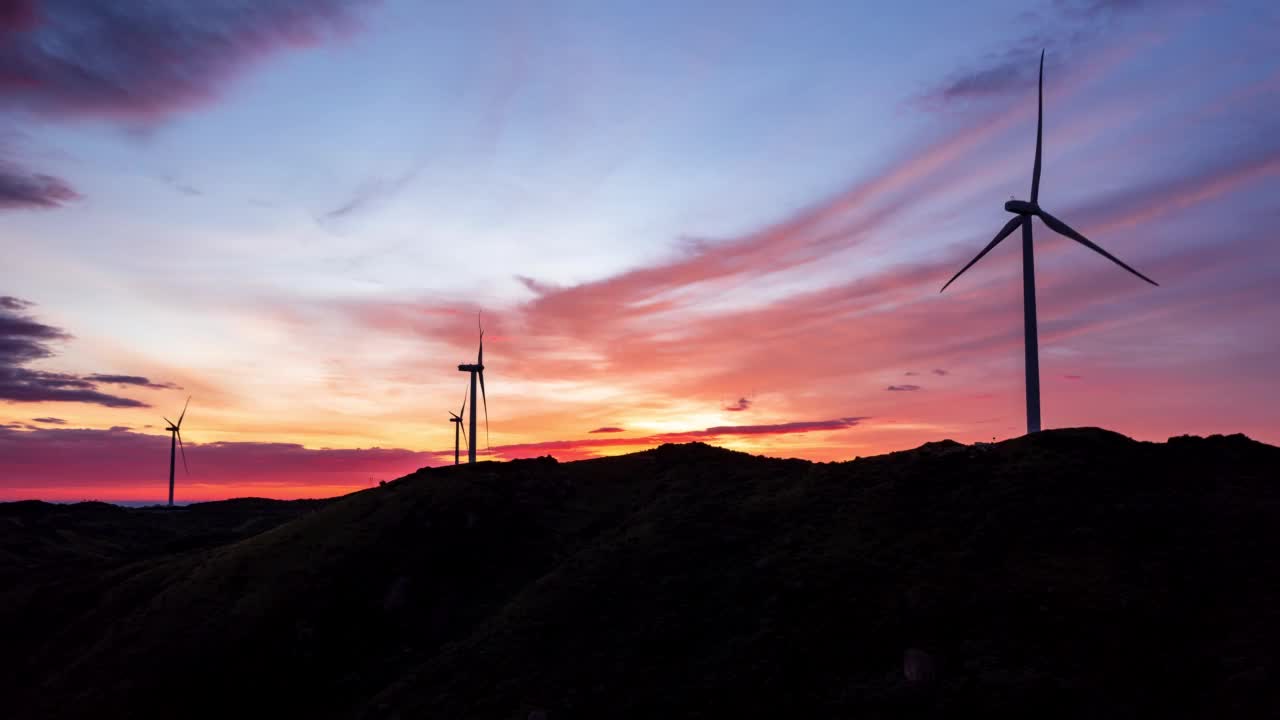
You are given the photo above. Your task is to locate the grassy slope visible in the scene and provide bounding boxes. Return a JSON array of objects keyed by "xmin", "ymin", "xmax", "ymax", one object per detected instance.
[{"xmin": 5, "ymin": 429, "xmax": 1279, "ymax": 719}]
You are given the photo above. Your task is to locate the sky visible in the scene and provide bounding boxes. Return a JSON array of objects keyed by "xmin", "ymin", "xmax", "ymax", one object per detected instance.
[{"xmin": 2, "ymin": 0, "xmax": 1278, "ymax": 502}]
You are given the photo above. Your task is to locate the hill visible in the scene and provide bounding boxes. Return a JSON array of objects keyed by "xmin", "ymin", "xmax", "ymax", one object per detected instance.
[{"xmin": 3, "ymin": 428, "xmax": 1278, "ymax": 719}]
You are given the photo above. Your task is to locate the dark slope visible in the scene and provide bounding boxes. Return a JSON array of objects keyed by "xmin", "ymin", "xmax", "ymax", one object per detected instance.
[
  {"xmin": 5, "ymin": 429, "xmax": 1280, "ymax": 719},
  {"xmin": 0, "ymin": 497, "xmax": 329, "ymax": 710}
]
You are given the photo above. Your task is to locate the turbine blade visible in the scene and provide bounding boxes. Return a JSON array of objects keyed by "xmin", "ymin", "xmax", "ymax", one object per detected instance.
[
  {"xmin": 162, "ymin": 417, "xmax": 173, "ymax": 427},
  {"xmin": 1039, "ymin": 210, "xmax": 1159, "ymax": 286},
  {"xmin": 177, "ymin": 431, "xmax": 190, "ymax": 475},
  {"xmin": 458, "ymin": 385, "xmax": 467, "ymax": 418},
  {"xmin": 939, "ymin": 216, "xmax": 1024, "ymax": 293},
  {"xmin": 479, "ymin": 370, "xmax": 489, "ymax": 450},
  {"xmin": 177, "ymin": 395, "xmax": 190, "ymax": 427},
  {"xmin": 460, "ymin": 421, "xmax": 467, "ymax": 447},
  {"xmin": 1031, "ymin": 49, "xmax": 1044, "ymax": 203}
]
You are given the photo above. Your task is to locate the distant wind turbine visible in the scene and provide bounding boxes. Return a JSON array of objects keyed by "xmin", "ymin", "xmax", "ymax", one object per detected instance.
[
  {"xmin": 449, "ymin": 389, "xmax": 467, "ymax": 466},
  {"xmin": 163, "ymin": 396, "xmax": 191, "ymax": 507},
  {"xmin": 940, "ymin": 50, "xmax": 1157, "ymax": 434},
  {"xmin": 456, "ymin": 315, "xmax": 489, "ymax": 464}
]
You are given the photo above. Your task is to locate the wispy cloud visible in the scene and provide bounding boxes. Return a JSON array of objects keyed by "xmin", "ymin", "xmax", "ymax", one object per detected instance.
[
  {"xmin": 0, "ymin": 160, "xmax": 79, "ymax": 210},
  {"xmin": 722, "ymin": 397, "xmax": 752, "ymax": 412},
  {"xmin": 312, "ymin": 82, "xmax": 1280, "ymax": 458},
  {"xmin": 0, "ymin": 298, "xmax": 175, "ymax": 408},
  {"xmin": 322, "ymin": 163, "xmax": 425, "ymax": 222},
  {"xmin": 917, "ymin": 0, "xmax": 1190, "ymax": 107},
  {"xmin": 588, "ymin": 426, "xmax": 625, "ymax": 434},
  {"xmin": 0, "ymin": 0, "xmax": 379, "ymax": 216},
  {"xmin": 84, "ymin": 374, "xmax": 181, "ymax": 390},
  {"xmin": 0, "ymin": 1, "xmax": 378, "ymax": 122},
  {"xmin": 31, "ymin": 417, "xmax": 65, "ymax": 424},
  {"xmin": 487, "ymin": 417, "xmax": 871, "ymax": 461}
]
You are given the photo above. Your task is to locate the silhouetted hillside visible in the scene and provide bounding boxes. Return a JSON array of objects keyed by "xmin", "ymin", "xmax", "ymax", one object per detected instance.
[{"xmin": 4, "ymin": 429, "xmax": 1278, "ymax": 719}]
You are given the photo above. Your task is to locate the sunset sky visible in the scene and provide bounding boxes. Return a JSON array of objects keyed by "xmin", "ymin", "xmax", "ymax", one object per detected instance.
[{"xmin": 2, "ymin": 0, "xmax": 1278, "ymax": 502}]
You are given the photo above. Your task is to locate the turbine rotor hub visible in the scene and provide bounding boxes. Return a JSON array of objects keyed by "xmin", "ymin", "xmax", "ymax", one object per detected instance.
[{"xmin": 1004, "ymin": 199, "xmax": 1039, "ymax": 215}]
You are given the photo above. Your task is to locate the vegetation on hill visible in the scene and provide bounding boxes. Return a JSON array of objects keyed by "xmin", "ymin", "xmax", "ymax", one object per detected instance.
[{"xmin": 3, "ymin": 429, "xmax": 1277, "ymax": 719}]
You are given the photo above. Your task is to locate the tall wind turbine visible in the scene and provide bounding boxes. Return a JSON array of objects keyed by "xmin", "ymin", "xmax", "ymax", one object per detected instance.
[
  {"xmin": 448, "ymin": 390, "xmax": 467, "ymax": 466},
  {"xmin": 940, "ymin": 50, "xmax": 1157, "ymax": 434},
  {"xmin": 163, "ymin": 396, "xmax": 191, "ymax": 507},
  {"xmin": 456, "ymin": 316, "xmax": 489, "ymax": 464}
]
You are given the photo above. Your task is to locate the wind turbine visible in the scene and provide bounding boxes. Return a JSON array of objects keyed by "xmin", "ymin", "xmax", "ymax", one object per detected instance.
[
  {"xmin": 163, "ymin": 396, "xmax": 191, "ymax": 507},
  {"xmin": 448, "ymin": 389, "xmax": 467, "ymax": 465},
  {"xmin": 456, "ymin": 315, "xmax": 489, "ymax": 463},
  {"xmin": 940, "ymin": 50, "xmax": 1157, "ymax": 435}
]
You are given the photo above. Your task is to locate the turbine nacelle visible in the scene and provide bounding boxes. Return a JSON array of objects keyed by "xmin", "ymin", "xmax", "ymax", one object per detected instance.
[
  {"xmin": 1004, "ymin": 199, "xmax": 1039, "ymax": 215},
  {"xmin": 457, "ymin": 363, "xmax": 483, "ymax": 372}
]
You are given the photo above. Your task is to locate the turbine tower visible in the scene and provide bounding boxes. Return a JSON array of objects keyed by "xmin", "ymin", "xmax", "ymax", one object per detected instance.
[
  {"xmin": 449, "ymin": 390, "xmax": 467, "ymax": 466},
  {"xmin": 163, "ymin": 396, "xmax": 191, "ymax": 507},
  {"xmin": 456, "ymin": 316, "xmax": 489, "ymax": 463},
  {"xmin": 940, "ymin": 50, "xmax": 1157, "ymax": 434}
]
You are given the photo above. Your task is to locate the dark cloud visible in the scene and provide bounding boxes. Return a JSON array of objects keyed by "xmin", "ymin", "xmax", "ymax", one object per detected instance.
[
  {"xmin": 161, "ymin": 176, "xmax": 202, "ymax": 196},
  {"xmin": 0, "ymin": 0, "xmax": 37, "ymax": 31},
  {"xmin": 932, "ymin": 369, "xmax": 949, "ymax": 376},
  {"xmin": 722, "ymin": 397, "xmax": 752, "ymax": 412},
  {"xmin": 0, "ymin": 160, "xmax": 80, "ymax": 210},
  {"xmin": 0, "ymin": 301, "xmax": 67, "ymax": 365},
  {"xmin": 588, "ymin": 426, "xmax": 625, "ymax": 434},
  {"xmin": 0, "ymin": 0, "xmax": 376, "ymax": 121},
  {"xmin": 85, "ymin": 374, "xmax": 181, "ymax": 390},
  {"xmin": 0, "ymin": 369, "xmax": 149, "ymax": 407},
  {"xmin": 0, "ymin": 1, "xmax": 375, "ymax": 215},
  {"xmin": 0, "ymin": 297, "xmax": 174, "ymax": 407},
  {"xmin": 690, "ymin": 417, "xmax": 865, "ymax": 437},
  {"xmin": 485, "ymin": 417, "xmax": 870, "ymax": 462},
  {"xmin": 918, "ymin": 0, "xmax": 1179, "ymax": 107},
  {"xmin": 904, "ymin": 371, "xmax": 920, "ymax": 376},
  {"xmin": 887, "ymin": 385, "xmax": 922, "ymax": 392},
  {"xmin": 934, "ymin": 61, "xmax": 1028, "ymax": 103},
  {"xmin": 31, "ymin": 416, "xmax": 65, "ymax": 424}
]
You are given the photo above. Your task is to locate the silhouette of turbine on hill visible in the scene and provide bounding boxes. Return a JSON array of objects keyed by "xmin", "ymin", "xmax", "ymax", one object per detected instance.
[
  {"xmin": 449, "ymin": 389, "xmax": 467, "ymax": 466},
  {"xmin": 456, "ymin": 315, "xmax": 489, "ymax": 464},
  {"xmin": 940, "ymin": 50, "xmax": 1157, "ymax": 434},
  {"xmin": 163, "ymin": 396, "xmax": 190, "ymax": 507}
]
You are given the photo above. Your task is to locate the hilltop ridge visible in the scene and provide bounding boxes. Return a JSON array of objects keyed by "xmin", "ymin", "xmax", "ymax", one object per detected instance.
[{"xmin": 3, "ymin": 428, "xmax": 1278, "ymax": 719}]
